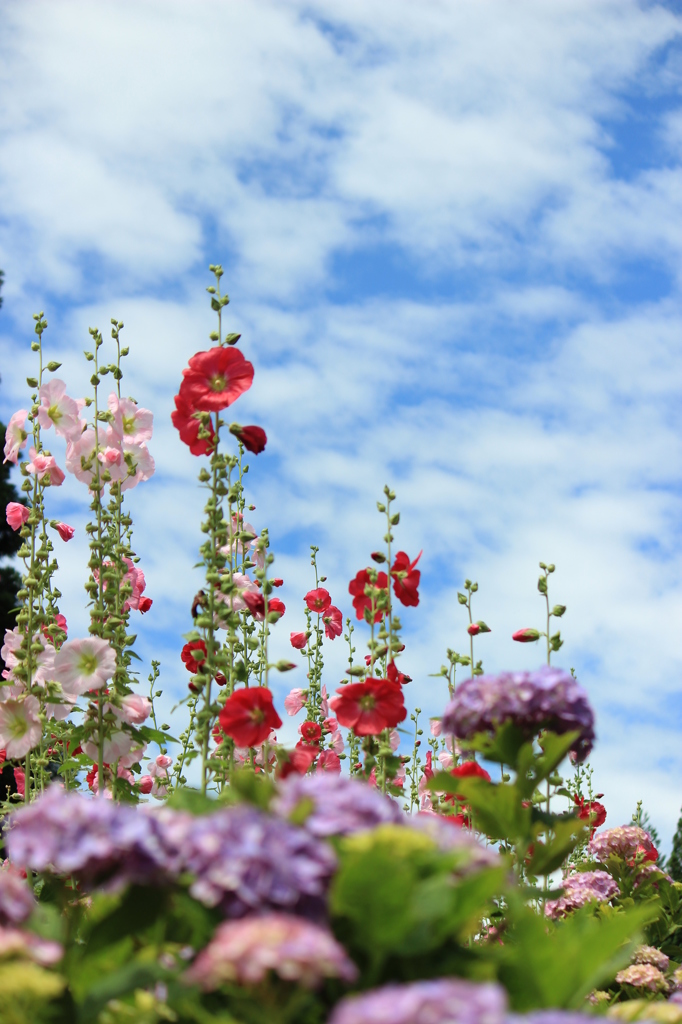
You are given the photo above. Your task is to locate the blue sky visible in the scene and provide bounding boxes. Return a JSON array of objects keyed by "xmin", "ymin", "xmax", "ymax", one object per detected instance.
[{"xmin": 0, "ymin": 0, "xmax": 681, "ymax": 843}]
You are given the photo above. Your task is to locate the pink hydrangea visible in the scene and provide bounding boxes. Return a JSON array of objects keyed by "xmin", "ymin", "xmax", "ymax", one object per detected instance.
[
  {"xmin": 53, "ymin": 637, "xmax": 117, "ymax": 695},
  {"xmin": 0, "ymin": 864, "xmax": 35, "ymax": 924},
  {"xmin": 37, "ymin": 379, "xmax": 84, "ymax": 440},
  {"xmin": 5, "ymin": 502, "xmax": 29, "ymax": 532},
  {"xmin": 615, "ymin": 963, "xmax": 667, "ymax": 991},
  {"xmin": 588, "ymin": 825, "xmax": 658, "ymax": 863},
  {"xmin": 25, "ymin": 447, "xmax": 65, "ymax": 486},
  {"xmin": 545, "ymin": 871, "xmax": 619, "ymax": 918},
  {"xmin": 633, "ymin": 946, "xmax": 669, "ymax": 972},
  {"xmin": 0, "ymin": 924, "xmax": 63, "ymax": 965},
  {"xmin": 184, "ymin": 913, "xmax": 358, "ymax": 989},
  {"xmin": 0, "ymin": 696, "xmax": 42, "ymax": 758},
  {"xmin": 3, "ymin": 410, "xmax": 28, "ymax": 465}
]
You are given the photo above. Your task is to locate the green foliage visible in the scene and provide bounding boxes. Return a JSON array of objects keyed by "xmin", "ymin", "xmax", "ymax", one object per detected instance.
[{"xmin": 669, "ymin": 806, "xmax": 682, "ymax": 883}]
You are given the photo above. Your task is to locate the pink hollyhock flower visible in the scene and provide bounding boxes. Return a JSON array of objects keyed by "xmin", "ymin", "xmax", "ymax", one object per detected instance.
[
  {"xmin": 323, "ymin": 606, "xmax": 343, "ymax": 640},
  {"xmin": 290, "ymin": 632, "xmax": 308, "ymax": 650},
  {"xmin": 320, "ymin": 683, "xmax": 329, "ymax": 717},
  {"xmin": 54, "ymin": 522, "xmax": 74, "ymax": 542},
  {"xmin": 147, "ymin": 754, "xmax": 173, "ymax": 798},
  {"xmin": 108, "ymin": 394, "xmax": 153, "ymax": 444},
  {"xmin": 5, "ymin": 503, "xmax": 29, "ymax": 532},
  {"xmin": 284, "ymin": 688, "xmax": 307, "ymax": 716},
  {"xmin": 138, "ymin": 775, "xmax": 153, "ymax": 794},
  {"xmin": 37, "ymin": 379, "xmax": 84, "ymax": 440},
  {"xmin": 305, "ymin": 588, "xmax": 331, "ymax": 614},
  {"xmin": 3, "ymin": 410, "xmax": 28, "ymax": 465},
  {"xmin": 65, "ymin": 427, "xmax": 108, "ymax": 488},
  {"xmin": 13, "ymin": 767, "xmax": 25, "ymax": 798},
  {"xmin": 106, "ymin": 431, "xmax": 155, "ymax": 492},
  {"xmin": 53, "ymin": 637, "xmax": 116, "ymax": 695},
  {"xmin": 121, "ymin": 557, "xmax": 148, "ymax": 612},
  {"xmin": 512, "ymin": 627, "xmax": 541, "ymax": 642},
  {"xmin": 430, "ymin": 718, "xmax": 442, "ymax": 736},
  {"xmin": 229, "ymin": 423, "xmax": 267, "ymax": 454},
  {"xmin": 317, "ymin": 750, "xmax": 342, "ymax": 773},
  {"xmin": 44, "ymin": 687, "xmax": 78, "ymax": 723},
  {"xmin": 109, "ymin": 694, "xmax": 152, "ymax": 726},
  {"xmin": 25, "ymin": 448, "xmax": 65, "ymax": 486},
  {"xmin": 0, "ymin": 696, "xmax": 41, "ymax": 758}
]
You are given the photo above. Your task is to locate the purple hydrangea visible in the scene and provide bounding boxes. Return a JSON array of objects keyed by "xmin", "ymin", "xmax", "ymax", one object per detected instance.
[
  {"xmin": 441, "ymin": 667, "xmax": 595, "ymax": 762},
  {"xmin": 185, "ymin": 913, "xmax": 357, "ymax": 989},
  {"xmin": 180, "ymin": 804, "xmax": 337, "ymax": 919},
  {"xmin": 273, "ymin": 772, "xmax": 404, "ymax": 838},
  {"xmin": 5, "ymin": 786, "xmax": 183, "ymax": 889},
  {"xmin": 544, "ymin": 871, "xmax": 619, "ymax": 918},
  {"xmin": 0, "ymin": 864, "xmax": 35, "ymax": 924},
  {"xmin": 511, "ymin": 1014, "xmax": 606, "ymax": 1024},
  {"xmin": 329, "ymin": 978, "xmax": 507, "ymax": 1024}
]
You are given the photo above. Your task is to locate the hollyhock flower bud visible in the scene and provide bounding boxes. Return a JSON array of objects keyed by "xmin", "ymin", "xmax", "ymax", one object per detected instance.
[
  {"xmin": 138, "ymin": 596, "xmax": 153, "ymax": 613},
  {"xmin": 3, "ymin": 410, "xmax": 28, "ymax": 465},
  {"xmin": 53, "ymin": 637, "xmax": 117, "ymax": 695},
  {"xmin": 229, "ymin": 423, "xmax": 267, "ymax": 454},
  {"xmin": 138, "ymin": 775, "xmax": 153, "ymax": 794},
  {"xmin": 305, "ymin": 588, "xmax": 331, "ymax": 614},
  {"xmin": 181, "ymin": 347, "xmax": 254, "ymax": 412},
  {"xmin": 13, "ymin": 768, "xmax": 25, "ymax": 798},
  {"xmin": 219, "ymin": 687, "xmax": 283, "ymax": 748},
  {"xmin": 272, "ymin": 578, "xmax": 283, "ymax": 587},
  {"xmin": 512, "ymin": 627, "xmax": 541, "ymax": 642},
  {"xmin": 290, "ymin": 632, "xmax": 308, "ymax": 650},
  {"xmin": 268, "ymin": 598, "xmax": 286, "ymax": 620},
  {"xmin": 54, "ymin": 521, "xmax": 75, "ymax": 542},
  {"xmin": 468, "ymin": 623, "xmax": 481, "ymax": 636},
  {"xmin": 284, "ymin": 688, "xmax": 307, "ymax": 716},
  {"xmin": 5, "ymin": 502, "xmax": 29, "ymax": 532}
]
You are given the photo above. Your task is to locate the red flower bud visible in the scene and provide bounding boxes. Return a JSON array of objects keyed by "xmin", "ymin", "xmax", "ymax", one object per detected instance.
[
  {"xmin": 512, "ymin": 627, "xmax": 541, "ymax": 643},
  {"xmin": 467, "ymin": 623, "xmax": 481, "ymax": 636}
]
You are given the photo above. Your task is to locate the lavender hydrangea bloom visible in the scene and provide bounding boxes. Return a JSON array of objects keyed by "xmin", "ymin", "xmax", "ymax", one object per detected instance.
[
  {"xmin": 181, "ymin": 804, "xmax": 336, "ymax": 919},
  {"xmin": 185, "ymin": 913, "xmax": 357, "ymax": 989},
  {"xmin": 545, "ymin": 871, "xmax": 619, "ymax": 918},
  {"xmin": 328, "ymin": 978, "xmax": 507, "ymax": 1024},
  {"xmin": 441, "ymin": 667, "xmax": 595, "ymax": 762},
  {"xmin": 5, "ymin": 786, "xmax": 182, "ymax": 889},
  {"xmin": 0, "ymin": 864, "xmax": 35, "ymax": 924},
  {"xmin": 273, "ymin": 773, "xmax": 404, "ymax": 838}
]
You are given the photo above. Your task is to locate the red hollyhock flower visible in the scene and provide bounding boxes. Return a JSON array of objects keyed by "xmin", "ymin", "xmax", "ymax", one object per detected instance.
[
  {"xmin": 574, "ymin": 795, "xmax": 607, "ymax": 831},
  {"xmin": 272, "ymin": 578, "xmax": 284, "ymax": 587},
  {"xmin": 181, "ymin": 347, "xmax": 254, "ymax": 412},
  {"xmin": 386, "ymin": 660, "xmax": 411, "ymax": 686},
  {"xmin": 269, "ymin": 598, "xmax": 286, "ymax": 620},
  {"xmin": 467, "ymin": 623, "xmax": 480, "ymax": 636},
  {"xmin": 229, "ymin": 424, "xmax": 267, "ymax": 454},
  {"xmin": 512, "ymin": 627, "xmax": 541, "ymax": 642},
  {"xmin": 348, "ymin": 569, "xmax": 388, "ymax": 623},
  {"xmin": 278, "ymin": 744, "xmax": 318, "ymax": 778},
  {"xmin": 448, "ymin": 760, "xmax": 491, "ymax": 803},
  {"xmin": 300, "ymin": 721, "xmax": 322, "ymax": 744},
  {"xmin": 329, "ymin": 678, "xmax": 406, "ymax": 736},
  {"xmin": 290, "ymin": 631, "xmax": 308, "ymax": 649},
  {"xmin": 390, "ymin": 550, "xmax": 422, "ymax": 608},
  {"xmin": 181, "ymin": 639, "xmax": 207, "ymax": 673},
  {"xmin": 323, "ymin": 605, "xmax": 343, "ymax": 640},
  {"xmin": 635, "ymin": 842, "xmax": 659, "ymax": 864},
  {"xmin": 305, "ymin": 588, "xmax": 331, "ymax": 614},
  {"xmin": 242, "ymin": 593, "xmax": 285, "ymax": 621},
  {"xmin": 139, "ymin": 597, "xmax": 153, "ymax": 613},
  {"xmin": 219, "ymin": 687, "xmax": 282, "ymax": 748},
  {"xmin": 171, "ymin": 387, "xmax": 216, "ymax": 456}
]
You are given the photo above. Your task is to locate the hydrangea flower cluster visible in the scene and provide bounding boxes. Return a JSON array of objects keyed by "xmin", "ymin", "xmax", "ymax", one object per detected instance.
[
  {"xmin": 0, "ymin": 864, "xmax": 36, "ymax": 924},
  {"xmin": 615, "ymin": 963, "xmax": 668, "ymax": 992},
  {"xmin": 328, "ymin": 978, "xmax": 507, "ymax": 1024},
  {"xmin": 273, "ymin": 773, "xmax": 404, "ymax": 838},
  {"xmin": 441, "ymin": 667, "xmax": 596, "ymax": 761},
  {"xmin": 633, "ymin": 945, "xmax": 670, "ymax": 972},
  {"xmin": 5, "ymin": 787, "xmax": 181, "ymax": 889},
  {"xmin": 587, "ymin": 826, "xmax": 658, "ymax": 863},
  {"xmin": 544, "ymin": 871, "xmax": 619, "ymax": 918},
  {"xmin": 179, "ymin": 804, "xmax": 337, "ymax": 919},
  {"xmin": 184, "ymin": 913, "xmax": 358, "ymax": 989}
]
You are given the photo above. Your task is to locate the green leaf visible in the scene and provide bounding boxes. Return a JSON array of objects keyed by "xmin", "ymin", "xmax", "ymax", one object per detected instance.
[
  {"xmin": 86, "ymin": 886, "xmax": 167, "ymax": 956},
  {"xmin": 527, "ymin": 817, "xmax": 588, "ymax": 876},
  {"xmin": 138, "ymin": 726, "xmax": 178, "ymax": 744},
  {"xmin": 496, "ymin": 897, "xmax": 659, "ymax": 1010}
]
